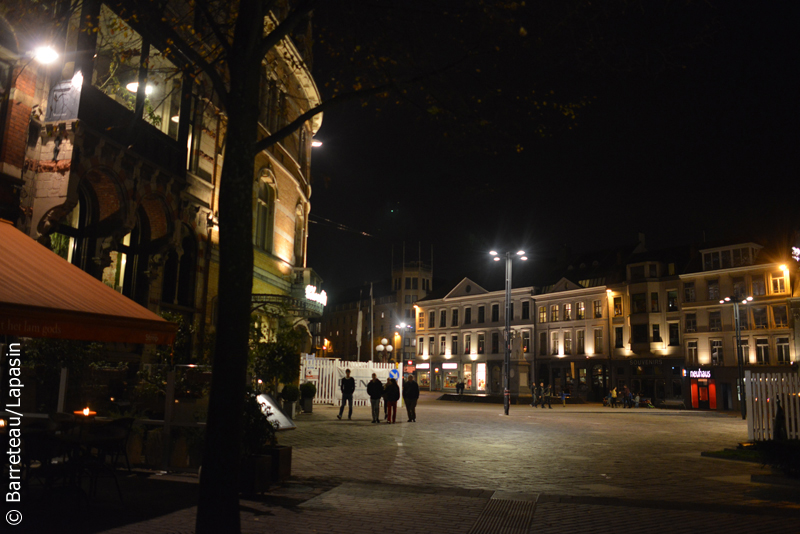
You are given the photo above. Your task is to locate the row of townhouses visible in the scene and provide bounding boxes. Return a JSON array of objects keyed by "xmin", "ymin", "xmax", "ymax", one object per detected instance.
[{"xmin": 324, "ymin": 237, "xmax": 798, "ymax": 412}]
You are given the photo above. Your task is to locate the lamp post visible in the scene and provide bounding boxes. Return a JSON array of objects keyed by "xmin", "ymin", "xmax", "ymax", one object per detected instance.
[
  {"xmin": 720, "ymin": 295, "xmax": 753, "ymax": 420},
  {"xmin": 376, "ymin": 338, "xmax": 393, "ymax": 363},
  {"xmin": 395, "ymin": 322, "xmax": 412, "ymax": 363},
  {"xmin": 491, "ymin": 249, "xmax": 527, "ymax": 415}
]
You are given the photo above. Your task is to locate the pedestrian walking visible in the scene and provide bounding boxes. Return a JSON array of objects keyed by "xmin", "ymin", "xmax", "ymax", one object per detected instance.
[
  {"xmin": 367, "ymin": 373, "xmax": 384, "ymax": 423},
  {"xmin": 534, "ymin": 382, "xmax": 545, "ymax": 408},
  {"xmin": 456, "ymin": 379, "xmax": 465, "ymax": 396},
  {"xmin": 384, "ymin": 377, "xmax": 400, "ymax": 423},
  {"xmin": 403, "ymin": 374, "xmax": 420, "ymax": 422},
  {"xmin": 542, "ymin": 383, "xmax": 552, "ymax": 409},
  {"xmin": 383, "ymin": 377, "xmax": 391, "ymax": 420},
  {"xmin": 610, "ymin": 387, "xmax": 618, "ymax": 408},
  {"xmin": 337, "ymin": 368, "xmax": 355, "ymax": 420},
  {"xmin": 560, "ymin": 388, "xmax": 567, "ymax": 407}
]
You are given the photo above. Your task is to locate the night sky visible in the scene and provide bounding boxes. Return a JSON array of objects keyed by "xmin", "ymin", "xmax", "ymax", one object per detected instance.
[{"xmin": 306, "ymin": 1, "xmax": 799, "ymax": 299}]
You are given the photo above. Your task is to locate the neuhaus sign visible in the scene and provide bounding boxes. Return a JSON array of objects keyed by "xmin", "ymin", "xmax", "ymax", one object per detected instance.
[{"xmin": 686, "ymin": 369, "xmax": 711, "ymax": 379}]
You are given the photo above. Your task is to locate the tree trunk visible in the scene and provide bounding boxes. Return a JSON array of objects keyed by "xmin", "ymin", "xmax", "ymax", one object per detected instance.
[{"xmin": 196, "ymin": 4, "xmax": 262, "ymax": 529}]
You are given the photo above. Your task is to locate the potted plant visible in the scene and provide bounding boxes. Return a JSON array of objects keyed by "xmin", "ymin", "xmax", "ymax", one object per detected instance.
[
  {"xmin": 240, "ymin": 389, "xmax": 279, "ymax": 495},
  {"xmin": 279, "ymin": 384, "xmax": 300, "ymax": 419},
  {"xmin": 299, "ymin": 381, "xmax": 316, "ymax": 413}
]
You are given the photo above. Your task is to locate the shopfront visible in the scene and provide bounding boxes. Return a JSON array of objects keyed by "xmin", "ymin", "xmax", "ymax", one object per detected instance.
[
  {"xmin": 442, "ymin": 362, "xmax": 459, "ymax": 389},
  {"xmin": 623, "ymin": 358, "xmax": 685, "ymax": 406},
  {"xmin": 684, "ymin": 367, "xmax": 716, "ymax": 410},
  {"xmin": 475, "ymin": 362, "xmax": 487, "ymax": 391},
  {"xmin": 416, "ymin": 362, "xmax": 431, "ymax": 390}
]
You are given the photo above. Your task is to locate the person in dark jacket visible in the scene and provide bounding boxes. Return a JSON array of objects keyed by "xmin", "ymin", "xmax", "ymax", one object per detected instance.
[
  {"xmin": 541, "ymin": 383, "xmax": 552, "ymax": 409},
  {"xmin": 403, "ymin": 374, "xmax": 420, "ymax": 422},
  {"xmin": 384, "ymin": 378, "xmax": 400, "ymax": 424},
  {"xmin": 367, "ymin": 373, "xmax": 384, "ymax": 423},
  {"xmin": 337, "ymin": 368, "xmax": 356, "ymax": 420}
]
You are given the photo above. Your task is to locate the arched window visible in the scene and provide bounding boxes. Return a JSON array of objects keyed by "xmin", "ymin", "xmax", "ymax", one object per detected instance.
[
  {"xmin": 293, "ymin": 203, "xmax": 305, "ymax": 266},
  {"xmin": 255, "ymin": 173, "xmax": 276, "ymax": 252}
]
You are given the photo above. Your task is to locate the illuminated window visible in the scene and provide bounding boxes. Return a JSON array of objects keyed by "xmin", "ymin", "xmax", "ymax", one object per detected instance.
[
  {"xmin": 563, "ymin": 303, "xmax": 572, "ymax": 321},
  {"xmin": 613, "ymin": 297, "xmax": 622, "ymax": 316},
  {"xmin": 593, "ymin": 300, "xmax": 603, "ymax": 318},
  {"xmin": 551, "ymin": 331, "xmax": 559, "ymax": 355},
  {"xmin": 550, "ymin": 305, "xmax": 559, "ymax": 322},
  {"xmin": 564, "ymin": 331, "xmax": 572, "ymax": 355},
  {"xmin": 576, "ymin": 302, "xmax": 585, "ymax": 320},
  {"xmin": 418, "ymin": 312, "xmax": 425, "ymax": 329},
  {"xmin": 539, "ymin": 306, "xmax": 547, "ymax": 323},
  {"xmin": 771, "ymin": 272, "xmax": 786, "ymax": 293},
  {"xmin": 522, "ymin": 331, "xmax": 530, "ymax": 353},
  {"xmin": 711, "ymin": 339, "xmax": 723, "ymax": 365},
  {"xmin": 478, "ymin": 333, "xmax": 485, "ymax": 354},
  {"xmin": 667, "ymin": 291, "xmax": 678, "ymax": 311}
]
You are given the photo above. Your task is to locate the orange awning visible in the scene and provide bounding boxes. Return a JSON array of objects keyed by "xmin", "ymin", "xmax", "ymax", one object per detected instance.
[{"xmin": 0, "ymin": 220, "xmax": 176, "ymax": 344}]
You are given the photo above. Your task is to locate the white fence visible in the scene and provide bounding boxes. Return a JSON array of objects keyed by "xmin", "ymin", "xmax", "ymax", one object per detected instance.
[
  {"xmin": 746, "ymin": 371, "xmax": 800, "ymax": 441},
  {"xmin": 301, "ymin": 356, "xmax": 399, "ymax": 407}
]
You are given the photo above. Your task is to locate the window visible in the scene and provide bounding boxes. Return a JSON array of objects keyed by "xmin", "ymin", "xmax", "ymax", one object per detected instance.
[
  {"xmin": 707, "ymin": 280, "xmax": 720, "ymax": 301},
  {"xmin": 777, "ymin": 338, "xmax": 790, "ymax": 364},
  {"xmin": 418, "ymin": 311, "xmax": 425, "ymax": 329},
  {"xmin": 522, "ymin": 331, "xmax": 530, "ymax": 353},
  {"xmin": 464, "ymin": 307, "xmax": 472, "ymax": 325},
  {"xmin": 539, "ymin": 306, "xmax": 547, "ymax": 323},
  {"xmin": 593, "ymin": 300, "xmax": 603, "ymax": 318},
  {"xmin": 594, "ymin": 329, "xmax": 603, "ymax": 354},
  {"xmin": 613, "ymin": 297, "xmax": 623, "ymax": 316},
  {"xmin": 509, "ymin": 303, "xmax": 515, "ymax": 321},
  {"xmin": 733, "ymin": 277, "xmax": 746, "ymax": 300},
  {"xmin": 405, "ymin": 295, "xmax": 412, "ymax": 304},
  {"xmin": 255, "ymin": 180, "xmax": 276, "ymax": 251},
  {"xmin": 684, "ymin": 282, "xmax": 696, "ymax": 303},
  {"xmin": 630, "ymin": 265, "xmax": 645, "ymax": 280},
  {"xmin": 733, "ymin": 247, "xmax": 751, "ymax": 267},
  {"xmin": 577, "ymin": 302, "xmax": 585, "ymax": 320},
  {"xmin": 632, "ymin": 324, "xmax": 648, "ymax": 344},
  {"xmin": 439, "ymin": 310, "xmax": 446, "ymax": 328},
  {"xmin": 668, "ymin": 323, "xmax": 680, "ymax": 346},
  {"xmin": 418, "ymin": 337, "xmax": 424, "ymax": 355},
  {"xmin": 522, "ymin": 301, "xmax": 530, "ymax": 320},
  {"xmin": 709, "ymin": 311, "xmax": 722, "ymax": 332},
  {"xmin": 752, "ymin": 275, "xmax": 766, "ymax": 296},
  {"xmin": 478, "ymin": 333, "xmax": 486, "ymax": 354},
  {"xmin": 771, "ymin": 272, "xmax": 786, "ymax": 294},
  {"xmin": 491, "ymin": 304, "xmax": 499, "ymax": 322},
  {"xmin": 576, "ymin": 330, "xmax": 585, "ymax": 354},
  {"xmin": 650, "ymin": 293, "xmax": 659, "ymax": 313},
  {"xmin": 451, "ymin": 335, "xmax": 458, "ymax": 356},
  {"xmin": 632, "ymin": 293, "xmax": 647, "ymax": 314},
  {"xmin": 465, "ymin": 334, "xmax": 472, "ymax": 354},
  {"xmin": 429, "ymin": 312, "xmax": 435, "ymax": 328},
  {"xmin": 563, "ymin": 303, "xmax": 572, "ymax": 321},
  {"xmin": 615, "ymin": 327, "xmax": 624, "ymax": 348},
  {"xmin": 550, "ymin": 305, "xmax": 559, "ymax": 322},
  {"xmin": 649, "ymin": 264, "xmax": 658, "ymax": 278},
  {"xmin": 704, "ymin": 252, "xmax": 721, "ymax": 271},
  {"xmin": 429, "ymin": 336, "xmax": 435, "ymax": 355},
  {"xmin": 752, "ymin": 307, "xmax": 768, "ymax": 329},
  {"xmin": 667, "ymin": 290, "xmax": 679, "ymax": 311},
  {"xmin": 551, "ymin": 331, "xmax": 559, "ymax": 355},
  {"xmin": 738, "ymin": 339, "xmax": 750, "ymax": 363},
  {"xmin": 687, "ymin": 340, "xmax": 698, "ymax": 363},
  {"xmin": 478, "ymin": 306, "xmax": 485, "ymax": 323},
  {"xmin": 652, "ymin": 324, "xmax": 661, "ymax": 342},
  {"xmin": 491, "ymin": 332, "xmax": 499, "ymax": 353},
  {"xmin": 405, "ymin": 277, "xmax": 411, "ymax": 290},
  {"xmin": 451, "ymin": 309, "xmax": 459, "ymax": 327},
  {"xmin": 756, "ymin": 338, "xmax": 769, "ymax": 365},
  {"xmin": 440, "ymin": 336, "xmax": 447, "ymax": 355},
  {"xmin": 539, "ymin": 332, "xmax": 547, "ymax": 356},
  {"xmin": 773, "ymin": 306, "xmax": 788, "ymax": 328},
  {"xmin": 685, "ymin": 314, "xmax": 696, "ymax": 332},
  {"xmin": 564, "ymin": 331, "xmax": 572, "ymax": 355},
  {"xmin": 711, "ymin": 339, "xmax": 723, "ymax": 365}
]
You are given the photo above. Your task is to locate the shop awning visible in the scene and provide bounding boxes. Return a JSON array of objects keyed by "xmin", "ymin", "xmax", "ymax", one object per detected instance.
[{"xmin": 0, "ymin": 220, "xmax": 176, "ymax": 344}]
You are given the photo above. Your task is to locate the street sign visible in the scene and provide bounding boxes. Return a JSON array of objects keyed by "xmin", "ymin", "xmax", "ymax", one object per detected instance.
[{"xmin": 389, "ymin": 369, "xmax": 400, "ymax": 380}]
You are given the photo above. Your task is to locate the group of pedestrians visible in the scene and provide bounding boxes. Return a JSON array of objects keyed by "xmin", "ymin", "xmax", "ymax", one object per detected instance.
[
  {"xmin": 531, "ymin": 381, "xmax": 554, "ymax": 408},
  {"xmin": 606, "ymin": 386, "xmax": 641, "ymax": 408},
  {"xmin": 337, "ymin": 368, "xmax": 420, "ymax": 424}
]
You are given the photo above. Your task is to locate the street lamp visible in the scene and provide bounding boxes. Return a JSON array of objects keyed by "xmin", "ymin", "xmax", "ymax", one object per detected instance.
[
  {"xmin": 490, "ymin": 249, "xmax": 527, "ymax": 415},
  {"xmin": 720, "ymin": 295, "xmax": 753, "ymax": 420},
  {"xmin": 395, "ymin": 322, "xmax": 412, "ymax": 363},
  {"xmin": 375, "ymin": 337, "xmax": 393, "ymax": 363}
]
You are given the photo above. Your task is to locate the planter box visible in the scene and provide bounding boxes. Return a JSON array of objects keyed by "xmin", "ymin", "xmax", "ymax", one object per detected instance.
[
  {"xmin": 240, "ymin": 454, "xmax": 274, "ymax": 495},
  {"xmin": 282, "ymin": 400, "xmax": 296, "ymax": 419},
  {"xmin": 301, "ymin": 397, "xmax": 313, "ymax": 413},
  {"xmin": 269, "ymin": 445, "xmax": 292, "ymax": 482}
]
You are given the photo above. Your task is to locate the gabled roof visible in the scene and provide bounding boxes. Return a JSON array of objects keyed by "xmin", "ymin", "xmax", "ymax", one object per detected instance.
[
  {"xmin": 442, "ymin": 277, "xmax": 488, "ymax": 300},
  {"xmin": 544, "ymin": 277, "xmax": 586, "ymax": 294}
]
